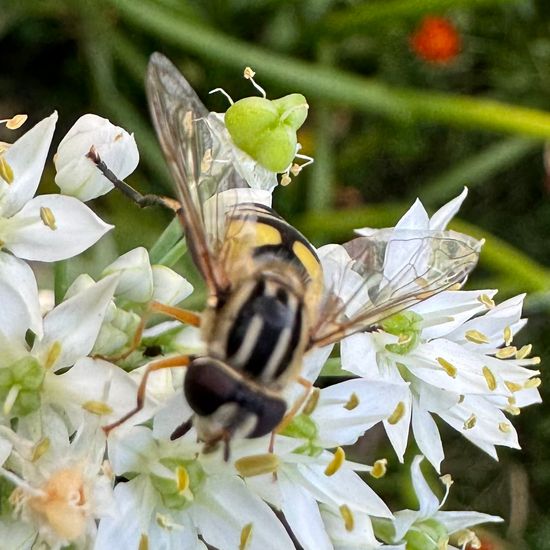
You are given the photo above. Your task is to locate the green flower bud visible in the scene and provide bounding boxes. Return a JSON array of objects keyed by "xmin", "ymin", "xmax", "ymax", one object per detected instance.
[
  {"xmin": 0, "ymin": 357, "xmax": 44, "ymax": 417},
  {"xmin": 225, "ymin": 93, "xmax": 308, "ymax": 173},
  {"xmin": 405, "ymin": 519, "xmax": 449, "ymax": 550}
]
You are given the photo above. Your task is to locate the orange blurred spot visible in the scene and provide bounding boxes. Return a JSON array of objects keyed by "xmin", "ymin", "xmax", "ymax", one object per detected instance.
[{"xmin": 410, "ymin": 16, "xmax": 461, "ymax": 64}]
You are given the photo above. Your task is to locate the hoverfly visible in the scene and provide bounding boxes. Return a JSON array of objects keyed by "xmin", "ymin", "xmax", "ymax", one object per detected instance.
[{"xmin": 96, "ymin": 53, "xmax": 481, "ymax": 459}]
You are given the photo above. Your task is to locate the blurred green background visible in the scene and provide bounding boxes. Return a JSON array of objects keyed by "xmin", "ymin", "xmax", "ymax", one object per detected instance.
[{"xmin": 3, "ymin": 0, "xmax": 550, "ymax": 547}]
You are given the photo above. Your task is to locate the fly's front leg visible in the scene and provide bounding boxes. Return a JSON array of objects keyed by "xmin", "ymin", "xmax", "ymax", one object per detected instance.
[
  {"xmin": 86, "ymin": 147, "xmax": 181, "ymax": 212},
  {"xmin": 103, "ymin": 354, "xmax": 193, "ymax": 435},
  {"xmin": 150, "ymin": 301, "xmax": 201, "ymax": 327}
]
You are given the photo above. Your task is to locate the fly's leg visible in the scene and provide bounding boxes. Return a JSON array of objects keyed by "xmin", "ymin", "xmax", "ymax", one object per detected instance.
[
  {"xmin": 103, "ymin": 354, "xmax": 193, "ymax": 435},
  {"xmin": 150, "ymin": 301, "xmax": 201, "ymax": 327},
  {"xmin": 275, "ymin": 377, "xmax": 313, "ymax": 434},
  {"xmin": 87, "ymin": 147, "xmax": 181, "ymax": 212}
]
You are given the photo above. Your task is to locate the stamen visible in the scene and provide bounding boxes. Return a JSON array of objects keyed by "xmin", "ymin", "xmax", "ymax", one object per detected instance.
[
  {"xmin": 1, "ymin": 114, "xmax": 27, "ymax": 130},
  {"xmin": 482, "ymin": 366, "xmax": 497, "ymax": 391},
  {"xmin": 478, "ymin": 294, "xmax": 495, "ymax": 308},
  {"xmin": 45, "ymin": 341, "xmax": 62, "ymax": 370},
  {"xmin": 465, "ymin": 330, "xmax": 489, "ymax": 344},
  {"xmin": 505, "ymin": 380, "xmax": 522, "ymax": 393},
  {"xmin": 0, "ymin": 156, "xmax": 14, "ymax": 184},
  {"xmin": 3, "ymin": 385, "xmax": 20, "ymax": 415},
  {"xmin": 344, "ymin": 392, "xmax": 360, "ymax": 411},
  {"xmin": 82, "ymin": 401, "xmax": 113, "ymax": 416},
  {"xmin": 176, "ymin": 466, "xmax": 190, "ymax": 494},
  {"xmin": 138, "ymin": 534, "xmax": 149, "ymax": 550},
  {"xmin": 208, "ymin": 88, "xmax": 234, "ymax": 106},
  {"xmin": 302, "ymin": 388, "xmax": 320, "ymax": 415},
  {"xmin": 239, "ymin": 523, "xmax": 253, "ymax": 550},
  {"xmin": 243, "ymin": 67, "xmax": 266, "ymax": 98},
  {"xmin": 32, "ymin": 438, "xmax": 50, "ymax": 462},
  {"xmin": 339, "ymin": 504, "xmax": 354, "ymax": 531},
  {"xmin": 496, "ymin": 346, "xmax": 517, "ymax": 359},
  {"xmin": 235, "ymin": 453, "xmax": 280, "ymax": 477},
  {"xmin": 325, "ymin": 447, "xmax": 345, "ymax": 476},
  {"xmin": 437, "ymin": 357, "xmax": 457, "ymax": 378},
  {"xmin": 505, "ymin": 398, "xmax": 521, "ymax": 415},
  {"xmin": 439, "ymin": 473, "xmax": 453, "ymax": 507},
  {"xmin": 463, "ymin": 414, "xmax": 476, "ymax": 430},
  {"xmin": 456, "ymin": 529, "xmax": 480, "ymax": 549},
  {"xmin": 40, "ymin": 207, "xmax": 57, "ymax": 230},
  {"xmin": 370, "ymin": 458, "xmax": 387, "ymax": 479},
  {"xmin": 504, "ymin": 326, "xmax": 513, "ymax": 346},
  {"xmin": 388, "ymin": 401, "xmax": 406, "ymax": 424},
  {"xmin": 516, "ymin": 344, "xmax": 532, "ymax": 359},
  {"xmin": 280, "ymin": 173, "xmax": 292, "ymax": 186},
  {"xmin": 499, "ymin": 422, "xmax": 511, "ymax": 433},
  {"xmin": 525, "ymin": 377, "xmax": 541, "ymax": 389},
  {"xmin": 183, "ymin": 110, "xmax": 194, "ymax": 138}
]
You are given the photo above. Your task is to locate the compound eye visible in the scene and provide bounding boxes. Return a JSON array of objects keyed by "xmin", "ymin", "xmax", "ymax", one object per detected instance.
[
  {"xmin": 248, "ymin": 395, "xmax": 287, "ymax": 438},
  {"xmin": 184, "ymin": 359, "xmax": 239, "ymax": 417}
]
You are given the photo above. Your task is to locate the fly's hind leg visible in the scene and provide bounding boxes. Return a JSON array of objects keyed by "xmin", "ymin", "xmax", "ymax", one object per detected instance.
[
  {"xmin": 103, "ymin": 354, "xmax": 193, "ymax": 435},
  {"xmin": 150, "ymin": 301, "xmax": 201, "ymax": 327}
]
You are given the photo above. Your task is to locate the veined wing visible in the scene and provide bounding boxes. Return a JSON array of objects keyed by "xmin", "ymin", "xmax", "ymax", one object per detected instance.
[{"xmin": 309, "ymin": 229, "xmax": 482, "ymax": 347}]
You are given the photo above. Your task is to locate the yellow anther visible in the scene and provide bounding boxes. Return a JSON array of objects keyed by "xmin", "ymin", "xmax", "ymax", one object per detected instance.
[
  {"xmin": 478, "ymin": 294, "xmax": 495, "ymax": 308},
  {"xmin": 176, "ymin": 466, "xmax": 189, "ymax": 494},
  {"xmin": 505, "ymin": 380, "xmax": 522, "ymax": 393},
  {"xmin": 504, "ymin": 326, "xmax": 513, "ymax": 346},
  {"xmin": 465, "ymin": 330, "xmax": 489, "ymax": 344},
  {"xmin": 201, "ymin": 149, "xmax": 213, "ymax": 173},
  {"xmin": 82, "ymin": 401, "xmax": 114, "ymax": 416},
  {"xmin": 32, "ymin": 437, "xmax": 51, "ymax": 462},
  {"xmin": 235, "ymin": 453, "xmax": 280, "ymax": 478},
  {"xmin": 499, "ymin": 422, "xmax": 511, "ymax": 433},
  {"xmin": 496, "ymin": 346, "xmax": 517, "ymax": 359},
  {"xmin": 458, "ymin": 395, "xmax": 465, "ymax": 403},
  {"xmin": 183, "ymin": 110, "xmax": 194, "ymax": 138},
  {"xmin": 370, "ymin": 459, "xmax": 387, "ymax": 479},
  {"xmin": 239, "ymin": 523, "xmax": 253, "ymax": 550},
  {"xmin": 482, "ymin": 366, "xmax": 497, "ymax": 391},
  {"xmin": 388, "ymin": 401, "xmax": 406, "ymax": 425},
  {"xmin": 243, "ymin": 67, "xmax": 256, "ymax": 79},
  {"xmin": 280, "ymin": 173, "xmax": 292, "ymax": 186},
  {"xmin": 436, "ymin": 357, "xmax": 457, "ymax": 378},
  {"xmin": 303, "ymin": 387, "xmax": 320, "ymax": 416},
  {"xmin": 463, "ymin": 414, "xmax": 476, "ymax": 430},
  {"xmin": 290, "ymin": 163, "xmax": 302, "ymax": 177},
  {"xmin": 344, "ymin": 392, "xmax": 360, "ymax": 411},
  {"xmin": 525, "ymin": 377, "xmax": 541, "ymax": 389},
  {"xmin": 138, "ymin": 534, "xmax": 149, "ymax": 550},
  {"xmin": 505, "ymin": 404, "xmax": 521, "ymax": 416},
  {"xmin": 4, "ymin": 114, "xmax": 27, "ymax": 130},
  {"xmin": 531, "ymin": 356, "xmax": 541, "ymax": 365},
  {"xmin": 440, "ymin": 474, "xmax": 453, "ymax": 488},
  {"xmin": 44, "ymin": 341, "xmax": 62, "ymax": 370},
  {"xmin": 516, "ymin": 344, "xmax": 532, "ymax": 359},
  {"xmin": 456, "ymin": 529, "xmax": 479, "ymax": 548},
  {"xmin": 0, "ymin": 156, "xmax": 14, "ymax": 184},
  {"xmin": 339, "ymin": 504, "xmax": 354, "ymax": 532},
  {"xmin": 40, "ymin": 207, "xmax": 57, "ymax": 230},
  {"xmin": 325, "ymin": 447, "xmax": 346, "ymax": 476},
  {"xmin": 397, "ymin": 333, "xmax": 412, "ymax": 345}
]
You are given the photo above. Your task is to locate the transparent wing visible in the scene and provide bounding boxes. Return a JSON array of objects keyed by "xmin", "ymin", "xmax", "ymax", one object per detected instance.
[
  {"xmin": 309, "ymin": 229, "xmax": 482, "ymax": 347},
  {"xmin": 148, "ymin": 54, "xmax": 276, "ymax": 293}
]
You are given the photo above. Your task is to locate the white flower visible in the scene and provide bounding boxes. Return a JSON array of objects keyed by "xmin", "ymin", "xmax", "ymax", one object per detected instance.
[
  {"xmin": 54, "ymin": 113, "xmax": 139, "ymax": 201},
  {"xmin": 0, "ymin": 409, "xmax": 114, "ymax": 549},
  {"xmin": 336, "ymin": 190, "xmax": 541, "ymax": 470},
  {"xmin": 0, "ymin": 113, "xmax": 113, "ymax": 262},
  {"xmin": 377, "ymin": 456, "xmax": 502, "ymax": 550}
]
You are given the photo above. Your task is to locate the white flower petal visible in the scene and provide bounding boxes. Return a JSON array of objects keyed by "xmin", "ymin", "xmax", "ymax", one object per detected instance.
[
  {"xmin": 55, "ymin": 114, "xmax": 139, "ymax": 201},
  {"xmin": 152, "ymin": 265, "xmax": 194, "ymax": 305},
  {"xmin": 434, "ymin": 510, "xmax": 503, "ymax": 533},
  {"xmin": 410, "ymin": 455, "xmax": 441, "ymax": 518},
  {"xmin": 193, "ymin": 475, "xmax": 294, "ymax": 550},
  {"xmin": 279, "ymin": 471, "xmax": 333, "ymax": 550},
  {"xmin": 411, "ymin": 402, "xmax": 444, "ymax": 473},
  {"xmin": 34, "ymin": 274, "xmax": 118, "ymax": 370},
  {"xmin": 383, "ymin": 391, "xmax": 412, "ymax": 463},
  {"xmin": 395, "ymin": 198, "xmax": 430, "ymax": 230},
  {"xmin": 341, "ymin": 333, "xmax": 380, "ymax": 378},
  {"xmin": 3, "ymin": 194, "xmax": 113, "ymax": 261},
  {"xmin": 429, "ymin": 187, "xmax": 468, "ymax": 231},
  {"xmin": 0, "ymin": 251, "xmax": 42, "ymax": 340},
  {"xmin": 103, "ymin": 247, "xmax": 153, "ymax": 303},
  {"xmin": 0, "ymin": 112, "xmax": 57, "ymax": 217}
]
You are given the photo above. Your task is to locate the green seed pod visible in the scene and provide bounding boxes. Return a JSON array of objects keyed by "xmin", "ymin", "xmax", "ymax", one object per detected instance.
[{"xmin": 225, "ymin": 93, "xmax": 308, "ymax": 173}]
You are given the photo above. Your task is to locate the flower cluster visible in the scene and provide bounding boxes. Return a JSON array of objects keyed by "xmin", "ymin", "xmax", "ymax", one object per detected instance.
[{"xmin": 0, "ymin": 102, "xmax": 540, "ymax": 549}]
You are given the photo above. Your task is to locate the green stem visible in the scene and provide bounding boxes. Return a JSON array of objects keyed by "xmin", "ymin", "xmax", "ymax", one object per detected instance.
[
  {"xmin": 325, "ymin": 0, "xmax": 519, "ymax": 35},
  {"xmin": 421, "ymin": 137, "xmax": 539, "ymax": 205},
  {"xmin": 108, "ymin": 0, "xmax": 550, "ymax": 139},
  {"xmin": 157, "ymin": 239, "xmax": 188, "ymax": 268},
  {"xmin": 296, "ymin": 205, "xmax": 550, "ymax": 293},
  {"xmin": 54, "ymin": 260, "xmax": 69, "ymax": 305},
  {"xmin": 149, "ymin": 218, "xmax": 184, "ymax": 264}
]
